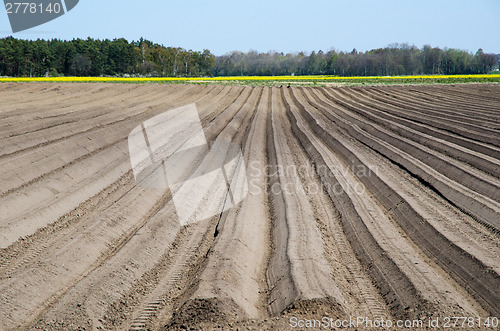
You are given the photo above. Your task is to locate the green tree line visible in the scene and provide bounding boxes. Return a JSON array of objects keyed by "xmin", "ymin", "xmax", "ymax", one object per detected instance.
[
  {"xmin": 215, "ymin": 44, "xmax": 499, "ymax": 76},
  {"xmin": 0, "ymin": 37, "xmax": 215, "ymax": 77},
  {"xmin": 0, "ymin": 38, "xmax": 498, "ymax": 77}
]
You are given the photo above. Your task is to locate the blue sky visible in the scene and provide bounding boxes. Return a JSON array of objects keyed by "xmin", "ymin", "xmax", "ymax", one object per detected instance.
[{"xmin": 1, "ymin": 0, "xmax": 499, "ymax": 55}]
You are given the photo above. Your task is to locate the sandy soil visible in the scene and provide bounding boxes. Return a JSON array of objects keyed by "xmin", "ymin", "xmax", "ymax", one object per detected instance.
[{"xmin": 0, "ymin": 82, "xmax": 499, "ymax": 330}]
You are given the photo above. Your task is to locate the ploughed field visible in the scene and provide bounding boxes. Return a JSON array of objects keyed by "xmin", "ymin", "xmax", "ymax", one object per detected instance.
[{"xmin": 0, "ymin": 83, "xmax": 499, "ymax": 330}]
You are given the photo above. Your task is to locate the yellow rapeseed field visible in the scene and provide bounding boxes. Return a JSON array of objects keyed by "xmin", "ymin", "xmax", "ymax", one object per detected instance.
[{"xmin": 0, "ymin": 74, "xmax": 499, "ymax": 83}]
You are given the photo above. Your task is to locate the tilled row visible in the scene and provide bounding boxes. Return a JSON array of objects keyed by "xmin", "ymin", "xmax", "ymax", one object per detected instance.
[
  {"xmin": 402, "ymin": 85, "xmax": 500, "ymax": 114},
  {"xmin": 358, "ymin": 86, "xmax": 500, "ymax": 147},
  {"xmin": 0, "ymin": 84, "xmax": 242, "ymax": 329},
  {"xmin": 0, "ymin": 83, "xmax": 498, "ymax": 330},
  {"xmin": 338, "ymin": 87, "xmax": 500, "ymax": 178},
  {"xmin": 284, "ymin": 87, "xmax": 500, "ymax": 316},
  {"xmin": 310, "ymin": 87, "xmax": 500, "ymax": 231},
  {"xmin": 0, "ymin": 85, "xmax": 225, "ymax": 248},
  {"xmin": 374, "ymin": 86, "xmax": 500, "ymax": 123},
  {"xmin": 279, "ymin": 87, "xmax": 425, "ymax": 319}
]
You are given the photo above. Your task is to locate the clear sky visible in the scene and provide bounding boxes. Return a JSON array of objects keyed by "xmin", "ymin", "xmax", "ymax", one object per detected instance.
[{"xmin": 1, "ymin": 0, "xmax": 499, "ymax": 55}]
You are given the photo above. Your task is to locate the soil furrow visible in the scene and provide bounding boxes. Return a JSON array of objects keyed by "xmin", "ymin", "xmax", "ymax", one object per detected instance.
[
  {"xmin": 316, "ymin": 88, "xmax": 500, "ymax": 229},
  {"xmin": 1, "ymin": 83, "xmax": 499, "ymax": 330},
  {"xmin": 337, "ymin": 87, "xmax": 500, "ymax": 178},
  {"xmin": 292, "ymin": 87, "xmax": 500, "ymax": 317},
  {"xmin": 358, "ymin": 87, "xmax": 500, "ymax": 146}
]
